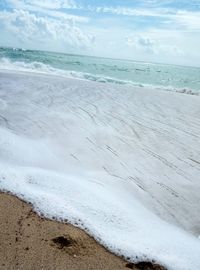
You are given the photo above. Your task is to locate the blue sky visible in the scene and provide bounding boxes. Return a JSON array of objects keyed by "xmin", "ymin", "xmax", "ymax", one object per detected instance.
[{"xmin": 0, "ymin": 0, "xmax": 200, "ymax": 66}]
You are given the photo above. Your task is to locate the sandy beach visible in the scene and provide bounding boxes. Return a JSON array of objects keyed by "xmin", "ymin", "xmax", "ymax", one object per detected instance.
[{"xmin": 0, "ymin": 192, "xmax": 166, "ymax": 270}]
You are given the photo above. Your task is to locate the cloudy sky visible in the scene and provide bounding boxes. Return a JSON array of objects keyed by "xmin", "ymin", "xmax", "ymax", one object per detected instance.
[{"xmin": 0, "ymin": 0, "xmax": 200, "ymax": 66}]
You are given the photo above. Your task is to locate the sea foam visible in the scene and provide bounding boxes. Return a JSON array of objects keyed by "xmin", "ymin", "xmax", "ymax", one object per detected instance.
[
  {"xmin": 0, "ymin": 57, "xmax": 198, "ymax": 95},
  {"xmin": 0, "ymin": 70, "xmax": 200, "ymax": 270}
]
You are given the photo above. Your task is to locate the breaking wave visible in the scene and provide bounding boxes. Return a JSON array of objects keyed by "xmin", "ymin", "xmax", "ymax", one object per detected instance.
[{"xmin": 0, "ymin": 57, "xmax": 199, "ymax": 95}]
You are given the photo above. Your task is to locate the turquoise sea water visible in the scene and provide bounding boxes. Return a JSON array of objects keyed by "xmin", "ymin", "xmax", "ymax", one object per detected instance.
[{"xmin": 0, "ymin": 47, "xmax": 200, "ymax": 94}]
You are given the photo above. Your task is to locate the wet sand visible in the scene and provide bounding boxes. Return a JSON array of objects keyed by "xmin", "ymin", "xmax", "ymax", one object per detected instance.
[{"xmin": 0, "ymin": 193, "xmax": 165, "ymax": 270}]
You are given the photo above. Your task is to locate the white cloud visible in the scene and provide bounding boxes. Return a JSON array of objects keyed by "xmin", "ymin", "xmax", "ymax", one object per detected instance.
[
  {"xmin": 95, "ymin": 6, "xmax": 200, "ymax": 31},
  {"xmin": 25, "ymin": 0, "xmax": 75, "ymax": 9},
  {"xmin": 5, "ymin": 0, "xmax": 87, "ymax": 23},
  {"xmin": 126, "ymin": 33, "xmax": 184, "ymax": 56},
  {"xmin": 6, "ymin": 0, "xmax": 76, "ymax": 10},
  {"xmin": 128, "ymin": 36, "xmax": 155, "ymax": 49},
  {"xmin": 0, "ymin": 9, "xmax": 94, "ymax": 51},
  {"xmin": 95, "ymin": 6, "xmax": 168, "ymax": 17},
  {"xmin": 4, "ymin": 1, "xmax": 200, "ymax": 31},
  {"xmin": 172, "ymin": 10, "xmax": 200, "ymax": 30}
]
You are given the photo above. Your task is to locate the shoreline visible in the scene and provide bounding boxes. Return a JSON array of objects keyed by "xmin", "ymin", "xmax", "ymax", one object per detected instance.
[
  {"xmin": 0, "ymin": 68, "xmax": 199, "ymax": 96},
  {"xmin": 0, "ymin": 70, "xmax": 200, "ymax": 269},
  {"xmin": 0, "ymin": 192, "xmax": 165, "ymax": 270}
]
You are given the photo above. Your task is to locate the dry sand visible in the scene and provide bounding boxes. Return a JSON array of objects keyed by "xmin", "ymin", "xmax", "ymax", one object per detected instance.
[{"xmin": 0, "ymin": 192, "xmax": 165, "ymax": 270}]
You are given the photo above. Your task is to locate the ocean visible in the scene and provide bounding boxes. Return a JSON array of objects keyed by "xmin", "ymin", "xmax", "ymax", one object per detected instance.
[{"xmin": 0, "ymin": 46, "xmax": 200, "ymax": 94}]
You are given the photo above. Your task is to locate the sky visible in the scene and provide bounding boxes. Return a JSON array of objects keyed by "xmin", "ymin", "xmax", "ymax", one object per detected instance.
[{"xmin": 0, "ymin": 0, "xmax": 200, "ymax": 66}]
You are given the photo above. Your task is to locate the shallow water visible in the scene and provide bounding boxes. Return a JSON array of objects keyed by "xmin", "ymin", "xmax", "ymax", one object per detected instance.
[
  {"xmin": 0, "ymin": 71, "xmax": 200, "ymax": 270},
  {"xmin": 0, "ymin": 47, "xmax": 200, "ymax": 94}
]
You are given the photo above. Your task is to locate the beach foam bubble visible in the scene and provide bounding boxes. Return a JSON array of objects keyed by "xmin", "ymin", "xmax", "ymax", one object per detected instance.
[{"xmin": 0, "ymin": 71, "xmax": 200, "ymax": 270}]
